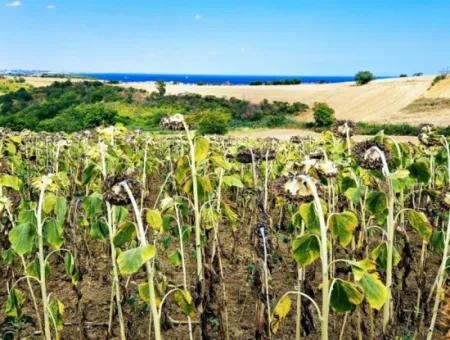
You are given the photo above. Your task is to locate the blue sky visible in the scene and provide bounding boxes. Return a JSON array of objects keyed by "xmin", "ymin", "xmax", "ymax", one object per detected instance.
[{"xmin": 0, "ymin": 0, "xmax": 449, "ymax": 75}]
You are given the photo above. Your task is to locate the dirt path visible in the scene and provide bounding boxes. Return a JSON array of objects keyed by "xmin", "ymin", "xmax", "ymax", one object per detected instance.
[{"xmin": 229, "ymin": 128, "xmax": 418, "ymax": 143}]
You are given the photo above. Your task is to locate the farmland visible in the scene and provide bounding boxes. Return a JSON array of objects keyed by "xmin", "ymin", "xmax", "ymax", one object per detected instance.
[{"xmin": 0, "ymin": 121, "xmax": 449, "ymax": 339}]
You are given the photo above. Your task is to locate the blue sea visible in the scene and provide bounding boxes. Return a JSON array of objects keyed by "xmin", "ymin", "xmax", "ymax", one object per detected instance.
[{"xmin": 83, "ymin": 73, "xmax": 387, "ymax": 85}]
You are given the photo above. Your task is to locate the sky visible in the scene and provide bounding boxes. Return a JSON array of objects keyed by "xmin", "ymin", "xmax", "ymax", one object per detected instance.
[{"xmin": 0, "ymin": 0, "xmax": 449, "ymax": 76}]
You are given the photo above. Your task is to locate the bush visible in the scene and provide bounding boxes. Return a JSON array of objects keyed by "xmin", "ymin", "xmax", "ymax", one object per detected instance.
[
  {"xmin": 313, "ymin": 102, "xmax": 335, "ymax": 127},
  {"xmin": 355, "ymin": 71, "xmax": 374, "ymax": 85},
  {"xmin": 399, "ymin": 74, "xmax": 408, "ymax": 78},
  {"xmin": 156, "ymin": 81, "xmax": 166, "ymax": 96},
  {"xmin": 194, "ymin": 110, "xmax": 231, "ymax": 135},
  {"xmin": 263, "ymin": 115, "xmax": 287, "ymax": 127},
  {"xmin": 431, "ymin": 74, "xmax": 447, "ymax": 87}
]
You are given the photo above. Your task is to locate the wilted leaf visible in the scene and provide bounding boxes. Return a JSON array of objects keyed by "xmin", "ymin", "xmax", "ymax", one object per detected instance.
[
  {"xmin": 329, "ymin": 211, "xmax": 358, "ymax": 247},
  {"xmin": 292, "ymin": 234, "xmax": 320, "ymax": 267},
  {"xmin": 299, "ymin": 200, "xmax": 328, "ymax": 233},
  {"xmin": 49, "ymin": 298, "xmax": 65, "ymax": 331},
  {"xmin": 270, "ymin": 295, "xmax": 292, "ymax": 334},
  {"xmin": 366, "ymin": 191, "xmax": 388, "ymax": 224},
  {"xmin": 330, "ymin": 279, "xmax": 364, "ymax": 312},
  {"xmin": 0, "ymin": 174, "xmax": 21, "ymax": 191},
  {"xmin": 370, "ymin": 242, "xmax": 401, "ymax": 269},
  {"xmin": 146, "ymin": 209, "xmax": 163, "ymax": 232},
  {"xmin": 194, "ymin": 137, "xmax": 209, "ymax": 163},
  {"xmin": 406, "ymin": 210, "xmax": 432, "ymax": 241},
  {"xmin": 117, "ymin": 245, "xmax": 156, "ymax": 275},
  {"xmin": 174, "ymin": 290, "xmax": 195, "ymax": 316},
  {"xmin": 5, "ymin": 289, "xmax": 24, "ymax": 318},
  {"xmin": 357, "ymin": 272, "xmax": 388, "ymax": 310},
  {"xmin": 407, "ymin": 160, "xmax": 431, "ymax": 183},
  {"xmin": 43, "ymin": 193, "xmax": 57, "ymax": 214},
  {"xmin": 113, "ymin": 222, "xmax": 136, "ymax": 247}
]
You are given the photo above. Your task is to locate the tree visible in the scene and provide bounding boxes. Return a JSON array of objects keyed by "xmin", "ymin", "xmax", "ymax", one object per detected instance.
[
  {"xmin": 355, "ymin": 71, "xmax": 374, "ymax": 85},
  {"xmin": 313, "ymin": 102, "xmax": 335, "ymax": 127},
  {"xmin": 194, "ymin": 110, "xmax": 231, "ymax": 135},
  {"xmin": 156, "ymin": 81, "xmax": 166, "ymax": 96}
]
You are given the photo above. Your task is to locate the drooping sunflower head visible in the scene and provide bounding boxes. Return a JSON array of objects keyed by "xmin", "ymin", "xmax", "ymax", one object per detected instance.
[
  {"xmin": 331, "ymin": 120, "xmax": 356, "ymax": 138},
  {"xmin": 353, "ymin": 140, "xmax": 390, "ymax": 170},
  {"xmin": 439, "ymin": 189, "xmax": 450, "ymax": 211},
  {"xmin": 103, "ymin": 174, "xmax": 141, "ymax": 206},
  {"xmin": 418, "ymin": 124, "xmax": 441, "ymax": 147}
]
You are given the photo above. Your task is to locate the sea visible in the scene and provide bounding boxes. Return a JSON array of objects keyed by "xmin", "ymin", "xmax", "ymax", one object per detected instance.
[{"xmin": 82, "ymin": 73, "xmax": 388, "ymax": 85}]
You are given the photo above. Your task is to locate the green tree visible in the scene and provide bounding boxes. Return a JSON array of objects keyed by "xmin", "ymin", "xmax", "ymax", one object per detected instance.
[
  {"xmin": 194, "ymin": 110, "xmax": 231, "ymax": 135},
  {"xmin": 313, "ymin": 102, "xmax": 335, "ymax": 127},
  {"xmin": 156, "ymin": 81, "xmax": 166, "ymax": 96},
  {"xmin": 355, "ymin": 71, "xmax": 374, "ymax": 85}
]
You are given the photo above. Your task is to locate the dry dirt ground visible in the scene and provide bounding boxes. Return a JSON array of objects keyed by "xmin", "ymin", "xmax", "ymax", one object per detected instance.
[
  {"xmin": 229, "ymin": 128, "xmax": 418, "ymax": 143},
  {"xmin": 22, "ymin": 75, "xmax": 450, "ymax": 126}
]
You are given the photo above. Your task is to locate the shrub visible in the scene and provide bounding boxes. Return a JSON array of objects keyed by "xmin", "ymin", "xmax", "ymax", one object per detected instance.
[
  {"xmin": 263, "ymin": 115, "xmax": 287, "ymax": 127},
  {"xmin": 156, "ymin": 81, "xmax": 166, "ymax": 96},
  {"xmin": 399, "ymin": 74, "xmax": 408, "ymax": 78},
  {"xmin": 431, "ymin": 74, "xmax": 447, "ymax": 87},
  {"xmin": 194, "ymin": 110, "xmax": 231, "ymax": 135},
  {"xmin": 355, "ymin": 71, "xmax": 374, "ymax": 85},
  {"xmin": 313, "ymin": 102, "xmax": 335, "ymax": 127}
]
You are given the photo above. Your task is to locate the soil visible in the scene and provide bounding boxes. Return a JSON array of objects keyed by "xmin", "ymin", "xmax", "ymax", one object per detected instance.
[{"xmin": 0, "ymin": 183, "xmax": 448, "ymax": 340}]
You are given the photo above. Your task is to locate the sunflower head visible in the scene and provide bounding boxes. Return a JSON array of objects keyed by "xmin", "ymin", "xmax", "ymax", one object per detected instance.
[
  {"xmin": 353, "ymin": 140, "xmax": 390, "ymax": 170},
  {"xmin": 439, "ymin": 189, "xmax": 450, "ymax": 210},
  {"xmin": 272, "ymin": 174, "xmax": 317, "ymax": 203},
  {"xmin": 418, "ymin": 124, "xmax": 441, "ymax": 147},
  {"xmin": 331, "ymin": 120, "xmax": 356, "ymax": 138},
  {"xmin": 103, "ymin": 174, "xmax": 141, "ymax": 206}
]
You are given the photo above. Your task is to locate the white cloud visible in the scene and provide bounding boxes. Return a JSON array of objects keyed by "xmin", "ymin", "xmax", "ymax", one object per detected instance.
[
  {"xmin": 194, "ymin": 14, "xmax": 202, "ymax": 21},
  {"xmin": 46, "ymin": 4, "xmax": 55, "ymax": 9},
  {"xmin": 5, "ymin": 1, "xmax": 21, "ymax": 7}
]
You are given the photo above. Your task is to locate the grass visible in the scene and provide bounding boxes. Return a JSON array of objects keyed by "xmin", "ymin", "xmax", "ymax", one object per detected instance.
[
  {"xmin": 0, "ymin": 78, "xmax": 31, "ymax": 94},
  {"xmin": 402, "ymin": 97, "xmax": 450, "ymax": 113}
]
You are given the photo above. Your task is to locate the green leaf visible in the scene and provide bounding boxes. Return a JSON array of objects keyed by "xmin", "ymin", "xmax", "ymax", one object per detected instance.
[
  {"xmin": 9, "ymin": 223, "xmax": 35, "ymax": 255},
  {"xmin": 407, "ymin": 160, "xmax": 431, "ymax": 183},
  {"xmin": 292, "ymin": 234, "xmax": 320, "ymax": 267},
  {"xmin": 370, "ymin": 242, "xmax": 401, "ymax": 270},
  {"xmin": 344, "ymin": 186, "xmax": 367, "ymax": 205},
  {"xmin": 366, "ymin": 191, "xmax": 388, "ymax": 224},
  {"xmin": 223, "ymin": 175, "xmax": 244, "ymax": 188},
  {"xmin": 430, "ymin": 230, "xmax": 445, "ymax": 252},
  {"xmin": 330, "ymin": 279, "xmax": 364, "ymax": 312},
  {"xmin": 5, "ymin": 289, "xmax": 24, "ymax": 318},
  {"xmin": 26, "ymin": 257, "xmax": 50, "ymax": 280},
  {"xmin": 113, "ymin": 222, "xmax": 136, "ymax": 247},
  {"xmin": 54, "ymin": 196, "xmax": 67, "ymax": 225},
  {"xmin": 82, "ymin": 163, "xmax": 99, "ymax": 185},
  {"xmin": 211, "ymin": 155, "xmax": 231, "ymax": 170},
  {"xmin": 138, "ymin": 282, "xmax": 150, "ymax": 303},
  {"xmin": 146, "ymin": 209, "xmax": 163, "ymax": 232},
  {"xmin": 43, "ymin": 193, "xmax": 57, "ymax": 214},
  {"xmin": 174, "ymin": 290, "xmax": 195, "ymax": 316},
  {"xmin": 90, "ymin": 219, "xmax": 109, "ymax": 240},
  {"xmin": 406, "ymin": 210, "xmax": 432, "ymax": 241},
  {"xmin": 64, "ymin": 252, "xmax": 78, "ymax": 285},
  {"xmin": 0, "ymin": 174, "xmax": 21, "ymax": 191},
  {"xmin": 357, "ymin": 273, "xmax": 388, "ymax": 310},
  {"xmin": 270, "ymin": 295, "xmax": 292, "ymax": 334},
  {"xmin": 82, "ymin": 193, "xmax": 104, "ymax": 218},
  {"xmin": 299, "ymin": 200, "xmax": 328, "ymax": 233},
  {"xmin": 194, "ymin": 136, "xmax": 209, "ymax": 163},
  {"xmin": 49, "ymin": 298, "xmax": 65, "ymax": 331},
  {"xmin": 45, "ymin": 219, "xmax": 64, "ymax": 249},
  {"xmin": 168, "ymin": 250, "xmax": 182, "ymax": 266},
  {"xmin": 351, "ymin": 260, "xmax": 388, "ymax": 310},
  {"xmin": 117, "ymin": 245, "xmax": 156, "ymax": 275},
  {"xmin": 329, "ymin": 211, "xmax": 358, "ymax": 247}
]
